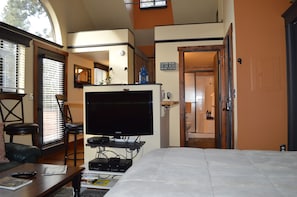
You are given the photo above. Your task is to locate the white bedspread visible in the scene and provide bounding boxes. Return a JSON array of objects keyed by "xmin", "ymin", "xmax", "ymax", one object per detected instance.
[{"xmin": 105, "ymin": 148, "xmax": 297, "ymax": 197}]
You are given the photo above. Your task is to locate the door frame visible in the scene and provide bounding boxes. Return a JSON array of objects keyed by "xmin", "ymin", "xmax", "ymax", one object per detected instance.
[
  {"xmin": 178, "ymin": 45, "xmax": 224, "ymax": 147},
  {"xmin": 33, "ymin": 40, "xmax": 68, "ymax": 149},
  {"xmin": 179, "ymin": 24, "xmax": 234, "ymax": 148}
]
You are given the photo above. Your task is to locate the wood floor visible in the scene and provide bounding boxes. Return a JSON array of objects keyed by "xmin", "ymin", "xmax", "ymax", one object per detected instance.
[
  {"xmin": 185, "ymin": 138, "xmax": 216, "ymax": 148},
  {"xmin": 38, "ymin": 139, "xmax": 85, "ymax": 167},
  {"xmin": 38, "ymin": 137, "xmax": 215, "ymax": 167}
]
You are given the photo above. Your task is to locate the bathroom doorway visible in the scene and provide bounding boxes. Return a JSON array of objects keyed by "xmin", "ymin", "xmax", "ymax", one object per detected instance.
[
  {"xmin": 179, "ymin": 25, "xmax": 234, "ymax": 149},
  {"xmin": 179, "ymin": 47, "xmax": 222, "ymax": 148},
  {"xmin": 183, "ymin": 51, "xmax": 217, "ymax": 148},
  {"xmin": 178, "ymin": 45, "xmax": 233, "ymax": 149},
  {"xmin": 185, "ymin": 71, "xmax": 215, "ymax": 140}
]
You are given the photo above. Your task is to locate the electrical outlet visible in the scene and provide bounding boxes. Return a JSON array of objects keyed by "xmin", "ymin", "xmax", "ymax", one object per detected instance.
[
  {"xmin": 280, "ymin": 144, "xmax": 286, "ymax": 152},
  {"xmin": 29, "ymin": 93, "xmax": 34, "ymax": 101}
]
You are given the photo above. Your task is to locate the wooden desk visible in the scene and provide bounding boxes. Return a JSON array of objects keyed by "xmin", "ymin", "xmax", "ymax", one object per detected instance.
[{"xmin": 0, "ymin": 163, "xmax": 84, "ymax": 197}]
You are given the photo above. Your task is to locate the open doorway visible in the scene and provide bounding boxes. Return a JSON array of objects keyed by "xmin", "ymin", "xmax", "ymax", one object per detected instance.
[
  {"xmin": 183, "ymin": 50, "xmax": 217, "ymax": 148},
  {"xmin": 185, "ymin": 72, "xmax": 215, "ymax": 139},
  {"xmin": 179, "ymin": 46, "xmax": 223, "ymax": 148},
  {"xmin": 183, "ymin": 51, "xmax": 218, "ymax": 148},
  {"xmin": 179, "ymin": 25, "xmax": 234, "ymax": 149}
]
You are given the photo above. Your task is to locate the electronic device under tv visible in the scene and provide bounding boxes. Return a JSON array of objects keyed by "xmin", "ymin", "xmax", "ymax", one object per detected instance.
[{"xmin": 85, "ymin": 90, "xmax": 153, "ymax": 138}]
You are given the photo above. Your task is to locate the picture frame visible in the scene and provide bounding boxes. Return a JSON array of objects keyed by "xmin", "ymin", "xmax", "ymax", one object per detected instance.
[{"xmin": 74, "ymin": 64, "xmax": 91, "ymax": 88}]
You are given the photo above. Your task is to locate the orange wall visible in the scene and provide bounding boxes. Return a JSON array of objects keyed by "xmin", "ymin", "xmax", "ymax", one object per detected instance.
[
  {"xmin": 234, "ymin": 0, "xmax": 291, "ymax": 150},
  {"xmin": 133, "ymin": 0, "xmax": 173, "ymax": 57},
  {"xmin": 133, "ymin": 0, "xmax": 173, "ymax": 29},
  {"xmin": 138, "ymin": 45, "xmax": 155, "ymax": 58}
]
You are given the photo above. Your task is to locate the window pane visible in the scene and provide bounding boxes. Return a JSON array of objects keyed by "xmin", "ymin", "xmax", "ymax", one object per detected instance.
[
  {"xmin": 155, "ymin": 0, "xmax": 166, "ymax": 6},
  {"xmin": 140, "ymin": 0, "xmax": 154, "ymax": 8},
  {"xmin": 140, "ymin": 0, "xmax": 166, "ymax": 8},
  {"xmin": 94, "ymin": 68, "xmax": 107, "ymax": 85},
  {"xmin": 16, "ymin": 44, "xmax": 25, "ymax": 92},
  {"xmin": 42, "ymin": 58, "xmax": 64, "ymax": 144},
  {"xmin": 0, "ymin": 0, "xmax": 55, "ymax": 42}
]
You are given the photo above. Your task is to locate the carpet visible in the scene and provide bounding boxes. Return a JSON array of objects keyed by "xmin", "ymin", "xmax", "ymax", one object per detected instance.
[
  {"xmin": 50, "ymin": 187, "xmax": 73, "ymax": 197},
  {"xmin": 81, "ymin": 188, "xmax": 108, "ymax": 197},
  {"xmin": 51, "ymin": 187, "xmax": 108, "ymax": 197}
]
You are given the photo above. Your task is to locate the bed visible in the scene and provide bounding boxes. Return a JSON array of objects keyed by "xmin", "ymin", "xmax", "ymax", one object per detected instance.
[{"xmin": 105, "ymin": 147, "xmax": 297, "ymax": 197}]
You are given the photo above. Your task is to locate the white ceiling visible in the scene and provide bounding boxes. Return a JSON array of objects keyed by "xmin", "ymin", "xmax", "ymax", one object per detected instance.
[{"xmin": 59, "ymin": 0, "xmax": 219, "ymax": 64}]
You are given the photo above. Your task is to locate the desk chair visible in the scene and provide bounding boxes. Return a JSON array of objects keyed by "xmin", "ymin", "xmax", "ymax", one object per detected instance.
[
  {"xmin": 0, "ymin": 93, "xmax": 39, "ymax": 146},
  {"xmin": 55, "ymin": 94, "xmax": 83, "ymax": 166}
]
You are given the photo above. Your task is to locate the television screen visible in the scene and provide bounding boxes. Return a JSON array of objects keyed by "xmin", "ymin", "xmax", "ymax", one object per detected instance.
[{"xmin": 85, "ymin": 90, "xmax": 153, "ymax": 137}]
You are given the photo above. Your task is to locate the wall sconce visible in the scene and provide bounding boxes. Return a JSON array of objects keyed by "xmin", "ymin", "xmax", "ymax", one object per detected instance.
[{"xmin": 120, "ymin": 50, "xmax": 125, "ymax": 56}]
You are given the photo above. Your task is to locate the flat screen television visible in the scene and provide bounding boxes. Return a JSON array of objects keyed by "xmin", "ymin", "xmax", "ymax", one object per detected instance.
[{"xmin": 85, "ymin": 90, "xmax": 153, "ymax": 138}]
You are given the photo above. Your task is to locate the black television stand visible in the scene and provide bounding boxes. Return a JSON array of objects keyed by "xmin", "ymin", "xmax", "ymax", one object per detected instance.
[{"xmin": 86, "ymin": 136, "xmax": 145, "ymax": 174}]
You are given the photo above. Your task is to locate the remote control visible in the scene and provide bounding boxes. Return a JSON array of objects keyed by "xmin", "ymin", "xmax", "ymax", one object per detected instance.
[{"xmin": 11, "ymin": 171, "xmax": 37, "ymax": 178}]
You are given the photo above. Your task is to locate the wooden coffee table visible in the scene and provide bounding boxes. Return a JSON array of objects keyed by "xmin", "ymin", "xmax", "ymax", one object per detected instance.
[{"xmin": 0, "ymin": 163, "xmax": 84, "ymax": 197}]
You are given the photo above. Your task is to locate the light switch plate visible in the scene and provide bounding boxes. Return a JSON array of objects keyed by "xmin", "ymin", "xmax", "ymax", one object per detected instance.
[{"xmin": 160, "ymin": 62, "xmax": 177, "ymax": 70}]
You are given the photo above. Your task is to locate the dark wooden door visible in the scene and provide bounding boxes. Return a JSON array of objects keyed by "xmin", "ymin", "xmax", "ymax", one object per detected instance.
[
  {"xmin": 219, "ymin": 25, "xmax": 234, "ymax": 149},
  {"xmin": 282, "ymin": 2, "xmax": 297, "ymax": 150}
]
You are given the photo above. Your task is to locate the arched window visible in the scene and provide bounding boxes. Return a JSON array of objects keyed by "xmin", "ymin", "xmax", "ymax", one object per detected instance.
[{"xmin": 0, "ymin": 0, "xmax": 61, "ymax": 44}]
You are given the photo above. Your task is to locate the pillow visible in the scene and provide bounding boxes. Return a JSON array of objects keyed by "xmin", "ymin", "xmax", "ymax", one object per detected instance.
[{"xmin": 0, "ymin": 123, "xmax": 9, "ymax": 163}]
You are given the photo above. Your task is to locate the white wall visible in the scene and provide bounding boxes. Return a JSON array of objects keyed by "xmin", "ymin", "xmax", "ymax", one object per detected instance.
[{"xmin": 67, "ymin": 29, "xmax": 134, "ymax": 47}]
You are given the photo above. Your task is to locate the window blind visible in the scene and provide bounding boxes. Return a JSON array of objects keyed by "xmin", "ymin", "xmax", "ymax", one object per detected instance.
[
  {"xmin": 0, "ymin": 39, "xmax": 25, "ymax": 93},
  {"xmin": 41, "ymin": 57, "xmax": 64, "ymax": 144}
]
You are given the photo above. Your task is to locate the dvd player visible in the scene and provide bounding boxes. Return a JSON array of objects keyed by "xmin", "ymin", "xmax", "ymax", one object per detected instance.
[
  {"xmin": 87, "ymin": 137, "xmax": 110, "ymax": 145},
  {"xmin": 89, "ymin": 158, "xmax": 110, "ymax": 171},
  {"xmin": 89, "ymin": 157, "xmax": 132, "ymax": 172}
]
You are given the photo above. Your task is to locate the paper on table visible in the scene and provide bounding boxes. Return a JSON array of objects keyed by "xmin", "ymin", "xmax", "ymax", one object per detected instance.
[
  {"xmin": 42, "ymin": 165, "xmax": 67, "ymax": 175},
  {"xmin": 0, "ymin": 176, "xmax": 32, "ymax": 190}
]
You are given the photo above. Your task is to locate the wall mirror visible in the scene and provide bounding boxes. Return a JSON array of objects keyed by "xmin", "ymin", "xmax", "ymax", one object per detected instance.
[{"xmin": 74, "ymin": 64, "xmax": 91, "ymax": 88}]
